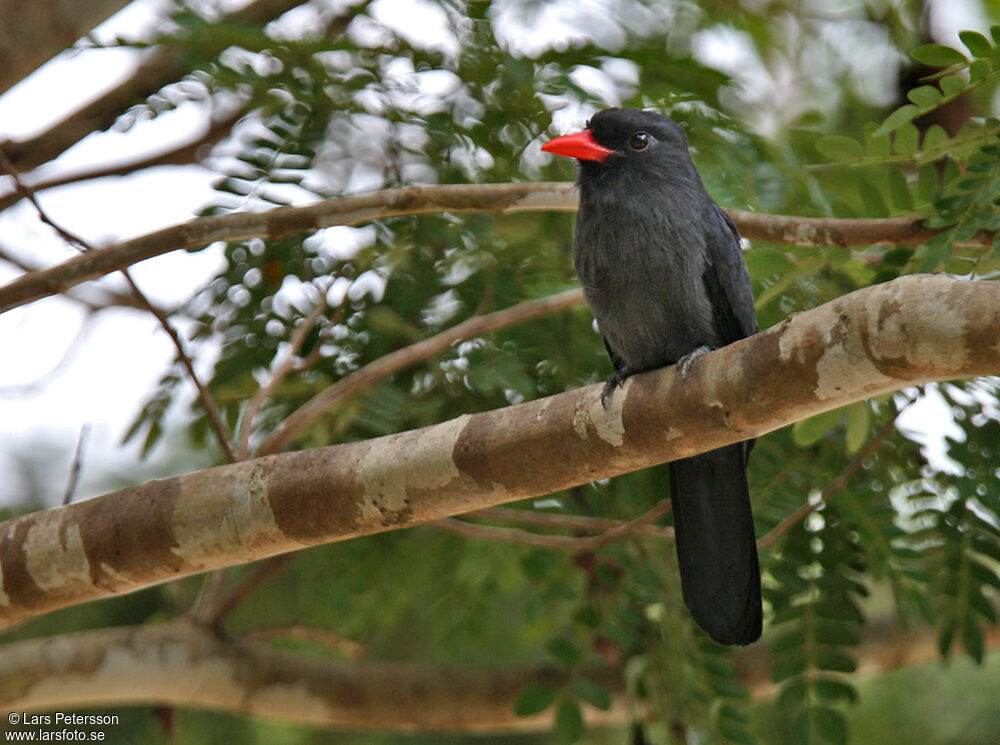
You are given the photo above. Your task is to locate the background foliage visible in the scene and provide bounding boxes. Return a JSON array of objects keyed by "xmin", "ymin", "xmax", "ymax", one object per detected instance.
[{"xmin": 4, "ymin": 0, "xmax": 1000, "ymax": 744}]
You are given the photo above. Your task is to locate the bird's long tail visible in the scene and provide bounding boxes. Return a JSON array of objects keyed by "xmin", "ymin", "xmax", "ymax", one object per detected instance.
[{"xmin": 668, "ymin": 443, "xmax": 762, "ymax": 645}]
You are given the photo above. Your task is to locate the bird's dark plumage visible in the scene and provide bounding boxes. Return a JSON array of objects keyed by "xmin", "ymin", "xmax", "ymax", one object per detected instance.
[{"xmin": 543, "ymin": 108, "xmax": 762, "ymax": 645}]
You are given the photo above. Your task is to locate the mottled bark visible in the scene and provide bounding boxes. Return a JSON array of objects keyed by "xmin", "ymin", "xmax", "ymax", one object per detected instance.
[
  {"xmin": 0, "ymin": 275, "xmax": 997, "ymax": 629},
  {"xmin": 2, "ymin": 618, "xmax": 996, "ymax": 731},
  {"xmin": 0, "ymin": 182, "xmax": 994, "ymax": 314},
  {"xmin": 0, "ymin": 620, "xmax": 624, "ymax": 732}
]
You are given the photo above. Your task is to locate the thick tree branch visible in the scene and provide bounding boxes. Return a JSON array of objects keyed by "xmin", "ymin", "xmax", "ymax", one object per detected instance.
[
  {"xmin": 0, "ymin": 620, "xmax": 626, "ymax": 732},
  {"xmin": 0, "ymin": 0, "xmax": 131, "ymax": 96},
  {"xmin": 0, "ymin": 0, "xmax": 306, "ymax": 173},
  {"xmin": 1, "ymin": 182, "xmax": 990, "ymax": 315},
  {"xmin": 2, "ymin": 618, "xmax": 997, "ymax": 731},
  {"xmin": 0, "ymin": 275, "xmax": 996, "ymax": 628}
]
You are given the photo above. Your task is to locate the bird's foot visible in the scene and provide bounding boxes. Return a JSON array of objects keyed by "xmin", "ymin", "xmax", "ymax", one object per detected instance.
[
  {"xmin": 600, "ymin": 371, "xmax": 632, "ymax": 408},
  {"xmin": 676, "ymin": 346, "xmax": 711, "ymax": 379}
]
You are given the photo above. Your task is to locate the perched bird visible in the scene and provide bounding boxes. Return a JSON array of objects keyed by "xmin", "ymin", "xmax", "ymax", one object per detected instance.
[{"xmin": 542, "ymin": 108, "xmax": 762, "ymax": 645}]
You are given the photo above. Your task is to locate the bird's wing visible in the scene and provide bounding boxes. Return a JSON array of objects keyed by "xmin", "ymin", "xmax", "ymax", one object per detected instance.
[{"xmin": 702, "ymin": 204, "xmax": 758, "ymax": 344}]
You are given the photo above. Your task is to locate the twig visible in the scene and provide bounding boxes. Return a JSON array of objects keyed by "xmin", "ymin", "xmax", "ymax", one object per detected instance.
[
  {"xmin": 256, "ymin": 287, "xmax": 584, "ymax": 455},
  {"xmin": 187, "ymin": 570, "xmax": 231, "ymax": 625},
  {"xmin": 241, "ymin": 624, "xmax": 366, "ymax": 658},
  {"xmin": 62, "ymin": 424, "xmax": 91, "ymax": 505},
  {"xmin": 0, "ymin": 149, "xmax": 238, "ymax": 462},
  {"xmin": 468, "ymin": 506, "xmax": 675, "ymax": 540},
  {"xmin": 757, "ymin": 397, "xmax": 917, "ymax": 549},
  {"xmin": 437, "ymin": 499, "xmax": 674, "ymax": 551},
  {"xmin": 237, "ymin": 278, "xmax": 338, "ymax": 457},
  {"xmin": 120, "ymin": 269, "xmax": 238, "ymax": 462}
]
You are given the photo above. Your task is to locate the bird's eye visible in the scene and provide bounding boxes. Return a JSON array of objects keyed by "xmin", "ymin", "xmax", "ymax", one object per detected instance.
[{"xmin": 629, "ymin": 132, "xmax": 650, "ymax": 151}]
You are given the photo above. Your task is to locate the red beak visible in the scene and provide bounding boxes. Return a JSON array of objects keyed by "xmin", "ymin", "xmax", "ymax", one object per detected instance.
[{"xmin": 541, "ymin": 130, "xmax": 615, "ymax": 163}]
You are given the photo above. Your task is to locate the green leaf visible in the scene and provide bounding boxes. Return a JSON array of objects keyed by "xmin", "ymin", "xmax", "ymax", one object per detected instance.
[
  {"xmin": 574, "ymin": 606, "xmax": 601, "ymax": 629},
  {"xmin": 815, "ymin": 647, "xmax": 857, "ymax": 673},
  {"xmin": 962, "ymin": 616, "xmax": 985, "ymax": 663},
  {"xmin": 844, "ymin": 403, "xmax": 871, "ymax": 454},
  {"xmin": 793, "ymin": 408, "xmax": 843, "ymax": 447},
  {"xmin": 778, "ymin": 678, "xmax": 807, "ymax": 709},
  {"xmin": 970, "ymin": 59, "xmax": 991, "ymax": 81},
  {"xmin": 514, "ymin": 682, "xmax": 556, "ymax": 716},
  {"xmin": 938, "ymin": 618, "xmax": 956, "ymax": 658},
  {"xmin": 906, "ymin": 85, "xmax": 942, "ymax": 108},
  {"xmin": 754, "ymin": 254, "xmax": 826, "ymax": 309},
  {"xmin": 815, "ymin": 135, "xmax": 863, "ymax": 161},
  {"xmin": 571, "ymin": 676, "xmax": 612, "ymax": 711},
  {"xmin": 910, "ymin": 43, "xmax": 967, "ymax": 67},
  {"xmin": 814, "ymin": 707, "xmax": 848, "ymax": 745},
  {"xmin": 959, "ymin": 30, "xmax": 993, "ymax": 58},
  {"xmin": 940, "ymin": 74, "xmax": 967, "ymax": 97},
  {"xmin": 772, "ymin": 651, "xmax": 808, "ymax": 682},
  {"xmin": 547, "ymin": 637, "xmax": 582, "ymax": 667},
  {"xmin": 863, "ymin": 121, "xmax": 890, "ymax": 157},
  {"xmin": 815, "ymin": 678, "xmax": 858, "ymax": 704},
  {"xmin": 923, "ymin": 124, "xmax": 949, "ymax": 152},
  {"xmin": 893, "ymin": 122, "xmax": 919, "ymax": 156},
  {"xmin": 745, "ymin": 247, "xmax": 794, "ymax": 278},
  {"xmin": 874, "ymin": 105, "xmax": 919, "ymax": 136},
  {"xmin": 717, "ymin": 714, "xmax": 754, "ymax": 745},
  {"xmin": 555, "ymin": 699, "xmax": 584, "ymax": 744}
]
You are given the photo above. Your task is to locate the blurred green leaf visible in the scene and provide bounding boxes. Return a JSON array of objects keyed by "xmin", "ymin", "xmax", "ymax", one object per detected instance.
[
  {"xmin": 910, "ymin": 43, "xmax": 967, "ymax": 67},
  {"xmin": 514, "ymin": 682, "xmax": 556, "ymax": 716},
  {"xmin": 793, "ymin": 409, "xmax": 843, "ymax": 447}
]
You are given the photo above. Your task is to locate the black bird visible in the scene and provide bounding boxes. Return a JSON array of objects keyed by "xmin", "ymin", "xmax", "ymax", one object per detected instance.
[{"xmin": 542, "ymin": 108, "xmax": 762, "ymax": 645}]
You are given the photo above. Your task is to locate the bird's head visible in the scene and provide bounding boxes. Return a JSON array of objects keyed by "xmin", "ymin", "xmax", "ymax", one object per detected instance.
[{"xmin": 541, "ymin": 108, "xmax": 698, "ymax": 189}]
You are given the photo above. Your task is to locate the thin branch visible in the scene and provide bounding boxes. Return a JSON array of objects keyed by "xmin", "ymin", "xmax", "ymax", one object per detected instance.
[
  {"xmin": 470, "ymin": 506, "xmax": 675, "ymax": 540},
  {"xmin": 436, "ymin": 518, "xmax": 596, "ymax": 548},
  {"xmin": 757, "ymin": 397, "xmax": 917, "ymax": 550},
  {"xmin": 61, "ymin": 424, "xmax": 91, "ymax": 506},
  {"xmin": 186, "ymin": 570, "xmax": 231, "ymax": 625},
  {"xmin": 0, "ymin": 149, "xmax": 238, "ymax": 462},
  {"xmin": 241, "ymin": 624, "xmax": 366, "ymax": 659},
  {"xmin": 256, "ymin": 287, "xmax": 584, "ymax": 455},
  {"xmin": 120, "ymin": 270, "xmax": 239, "ymax": 462},
  {"xmin": 2, "ymin": 182, "xmax": 985, "ymax": 315},
  {"xmin": 437, "ymin": 499, "xmax": 674, "ymax": 551}
]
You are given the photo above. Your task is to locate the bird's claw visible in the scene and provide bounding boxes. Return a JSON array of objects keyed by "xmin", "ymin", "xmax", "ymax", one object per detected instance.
[
  {"xmin": 677, "ymin": 346, "xmax": 711, "ymax": 379},
  {"xmin": 600, "ymin": 373, "xmax": 628, "ymax": 408}
]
